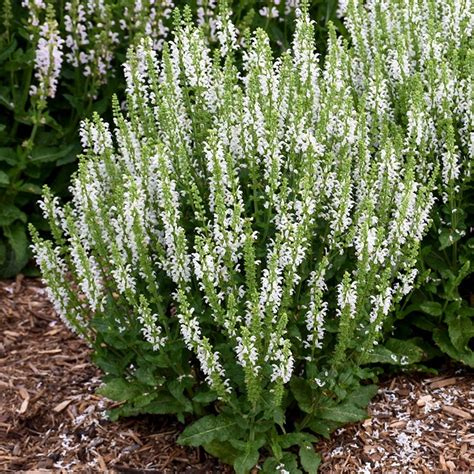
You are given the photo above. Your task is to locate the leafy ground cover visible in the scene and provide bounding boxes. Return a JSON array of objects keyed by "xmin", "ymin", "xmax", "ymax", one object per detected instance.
[{"xmin": 1, "ymin": 277, "xmax": 472, "ymax": 472}]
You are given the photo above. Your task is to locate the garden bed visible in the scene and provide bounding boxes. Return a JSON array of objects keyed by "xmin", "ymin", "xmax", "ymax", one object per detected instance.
[{"xmin": 0, "ymin": 278, "xmax": 472, "ymax": 472}]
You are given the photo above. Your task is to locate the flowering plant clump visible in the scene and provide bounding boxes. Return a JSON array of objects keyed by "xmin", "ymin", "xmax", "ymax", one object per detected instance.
[
  {"xmin": 339, "ymin": 0, "xmax": 473, "ymax": 367},
  {"xmin": 32, "ymin": 1, "xmax": 471, "ymax": 471},
  {"xmin": 0, "ymin": 0, "xmax": 339, "ymax": 278}
]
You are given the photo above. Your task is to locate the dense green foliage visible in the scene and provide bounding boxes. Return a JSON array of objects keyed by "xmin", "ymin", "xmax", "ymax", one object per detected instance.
[{"xmin": 0, "ymin": 0, "xmax": 340, "ymax": 277}]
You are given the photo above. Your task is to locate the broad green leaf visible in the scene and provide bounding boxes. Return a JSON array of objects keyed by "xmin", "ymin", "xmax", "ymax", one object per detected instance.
[
  {"xmin": 317, "ymin": 402, "xmax": 367, "ymax": 423},
  {"xmin": 134, "ymin": 366, "xmax": 159, "ymax": 386},
  {"xmin": 17, "ymin": 182, "xmax": 43, "ymax": 194},
  {"xmin": 278, "ymin": 433, "xmax": 318, "ymax": 449},
  {"xmin": 203, "ymin": 440, "xmax": 240, "ymax": 465},
  {"xmin": 0, "ymin": 170, "xmax": 9, "ymax": 186},
  {"xmin": 299, "ymin": 442, "xmax": 321, "ymax": 473},
  {"xmin": 192, "ymin": 390, "xmax": 218, "ymax": 404},
  {"xmin": 0, "ymin": 147, "xmax": 17, "ymax": 165},
  {"xmin": 97, "ymin": 378, "xmax": 143, "ymax": 401},
  {"xmin": 0, "ymin": 222, "xmax": 29, "ymax": 277},
  {"xmin": 262, "ymin": 457, "xmax": 280, "ymax": 473},
  {"xmin": 177, "ymin": 414, "xmax": 241, "ymax": 446},
  {"xmin": 56, "ymin": 142, "xmax": 81, "ymax": 165},
  {"xmin": 63, "ymin": 93, "xmax": 84, "ymax": 112},
  {"xmin": 0, "ymin": 38, "xmax": 18, "ymax": 63},
  {"xmin": 433, "ymin": 328, "xmax": 474, "ymax": 368},
  {"xmin": 439, "ymin": 229, "xmax": 462, "ymax": 250},
  {"xmin": 167, "ymin": 379, "xmax": 193, "ymax": 412},
  {"xmin": 140, "ymin": 396, "xmax": 184, "ymax": 414},
  {"xmin": 234, "ymin": 444, "xmax": 260, "ymax": 474},
  {"xmin": 446, "ymin": 311, "xmax": 474, "ymax": 353},
  {"xmin": 409, "ymin": 314, "xmax": 437, "ymax": 331},
  {"xmin": 419, "ymin": 301, "xmax": 443, "ymax": 317},
  {"xmin": 307, "ymin": 418, "xmax": 340, "ymax": 439},
  {"xmin": 365, "ymin": 338, "xmax": 425, "ymax": 365},
  {"xmin": 30, "ymin": 144, "xmax": 77, "ymax": 163},
  {"xmin": 290, "ymin": 378, "xmax": 313, "ymax": 413},
  {"xmin": 345, "ymin": 385, "xmax": 378, "ymax": 408},
  {"xmin": 263, "ymin": 453, "xmax": 302, "ymax": 473}
]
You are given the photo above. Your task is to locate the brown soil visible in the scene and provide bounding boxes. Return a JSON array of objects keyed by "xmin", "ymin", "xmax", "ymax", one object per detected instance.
[{"xmin": 0, "ymin": 277, "xmax": 473, "ymax": 472}]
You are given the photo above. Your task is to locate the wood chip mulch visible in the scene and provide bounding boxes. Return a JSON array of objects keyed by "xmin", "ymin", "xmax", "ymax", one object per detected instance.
[{"xmin": 1, "ymin": 277, "xmax": 473, "ymax": 473}]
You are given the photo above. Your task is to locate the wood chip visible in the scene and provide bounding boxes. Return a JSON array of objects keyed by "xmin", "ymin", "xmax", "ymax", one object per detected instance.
[
  {"xmin": 18, "ymin": 387, "xmax": 30, "ymax": 400},
  {"xmin": 417, "ymin": 394, "xmax": 432, "ymax": 407},
  {"xmin": 44, "ymin": 328, "xmax": 62, "ymax": 336},
  {"xmin": 430, "ymin": 377, "xmax": 457, "ymax": 389},
  {"xmin": 37, "ymin": 349, "xmax": 62, "ymax": 354},
  {"xmin": 96, "ymin": 453, "xmax": 107, "ymax": 471},
  {"xmin": 439, "ymin": 454, "xmax": 447, "ymax": 470},
  {"xmin": 18, "ymin": 398, "xmax": 29, "ymax": 414},
  {"xmin": 441, "ymin": 405, "xmax": 472, "ymax": 419},
  {"xmin": 53, "ymin": 399, "xmax": 73, "ymax": 413},
  {"xmin": 446, "ymin": 460, "xmax": 456, "ymax": 472}
]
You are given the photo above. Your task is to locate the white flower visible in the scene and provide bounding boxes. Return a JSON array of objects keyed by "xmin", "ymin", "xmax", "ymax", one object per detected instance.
[{"xmin": 31, "ymin": 14, "xmax": 64, "ymax": 101}]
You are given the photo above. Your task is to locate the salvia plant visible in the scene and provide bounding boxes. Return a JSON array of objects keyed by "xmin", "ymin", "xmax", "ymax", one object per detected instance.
[
  {"xmin": 31, "ymin": 0, "xmax": 471, "ymax": 472},
  {"xmin": 337, "ymin": 0, "xmax": 473, "ymax": 367},
  {"xmin": 0, "ymin": 0, "xmax": 339, "ymax": 277}
]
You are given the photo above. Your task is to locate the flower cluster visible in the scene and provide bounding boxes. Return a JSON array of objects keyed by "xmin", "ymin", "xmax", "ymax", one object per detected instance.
[{"xmin": 29, "ymin": 6, "xmax": 63, "ymax": 105}]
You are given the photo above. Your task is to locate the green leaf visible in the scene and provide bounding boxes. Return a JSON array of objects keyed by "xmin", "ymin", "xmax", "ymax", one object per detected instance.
[
  {"xmin": 203, "ymin": 440, "xmax": 240, "ymax": 465},
  {"xmin": 0, "ymin": 87, "xmax": 14, "ymax": 110},
  {"xmin": 263, "ymin": 453, "xmax": 303, "ymax": 473},
  {"xmin": 97, "ymin": 378, "xmax": 142, "ymax": 401},
  {"xmin": 0, "ymin": 170, "xmax": 9, "ymax": 186},
  {"xmin": 0, "ymin": 239, "xmax": 6, "ymax": 266},
  {"xmin": 0, "ymin": 147, "xmax": 17, "ymax": 165},
  {"xmin": 365, "ymin": 338, "xmax": 425, "ymax": 365},
  {"xmin": 433, "ymin": 328, "xmax": 474, "ymax": 368},
  {"xmin": 317, "ymin": 402, "xmax": 368, "ymax": 424},
  {"xmin": 278, "ymin": 433, "xmax": 318, "ymax": 449},
  {"xmin": 0, "ymin": 204, "xmax": 26, "ymax": 226},
  {"xmin": 0, "ymin": 38, "xmax": 18, "ymax": 64},
  {"xmin": 234, "ymin": 444, "xmax": 260, "ymax": 474},
  {"xmin": 290, "ymin": 378, "xmax": 313, "ymax": 413},
  {"xmin": 446, "ymin": 311, "xmax": 474, "ymax": 353},
  {"xmin": 0, "ymin": 222, "xmax": 30, "ymax": 277},
  {"xmin": 192, "ymin": 389, "xmax": 218, "ymax": 404},
  {"xmin": 419, "ymin": 301, "xmax": 443, "ymax": 317},
  {"xmin": 345, "ymin": 385, "xmax": 378, "ymax": 408},
  {"xmin": 307, "ymin": 418, "xmax": 340, "ymax": 439},
  {"xmin": 299, "ymin": 442, "xmax": 321, "ymax": 473},
  {"xmin": 439, "ymin": 228, "xmax": 462, "ymax": 250},
  {"xmin": 134, "ymin": 366, "xmax": 159, "ymax": 386},
  {"xmin": 167, "ymin": 379, "xmax": 193, "ymax": 412},
  {"xmin": 409, "ymin": 314, "xmax": 437, "ymax": 331},
  {"xmin": 63, "ymin": 93, "xmax": 84, "ymax": 112},
  {"xmin": 178, "ymin": 414, "xmax": 241, "ymax": 446},
  {"xmin": 140, "ymin": 395, "xmax": 184, "ymax": 414},
  {"xmin": 56, "ymin": 141, "xmax": 81, "ymax": 166},
  {"xmin": 17, "ymin": 182, "xmax": 43, "ymax": 194},
  {"xmin": 30, "ymin": 144, "xmax": 77, "ymax": 163}
]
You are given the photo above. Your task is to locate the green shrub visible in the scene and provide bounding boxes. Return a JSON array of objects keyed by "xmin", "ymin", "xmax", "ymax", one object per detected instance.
[
  {"xmin": 0, "ymin": 0, "xmax": 340, "ymax": 277},
  {"xmin": 339, "ymin": 0, "xmax": 473, "ymax": 367},
  {"xmin": 30, "ymin": 0, "xmax": 472, "ymax": 469}
]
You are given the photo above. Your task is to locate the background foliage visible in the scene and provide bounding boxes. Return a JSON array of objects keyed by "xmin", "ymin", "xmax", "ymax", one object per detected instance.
[{"xmin": 0, "ymin": 0, "xmax": 340, "ymax": 278}]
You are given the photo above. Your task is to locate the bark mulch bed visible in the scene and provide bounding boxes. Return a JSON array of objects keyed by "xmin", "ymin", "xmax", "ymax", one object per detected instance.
[{"xmin": 1, "ymin": 277, "xmax": 473, "ymax": 473}]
